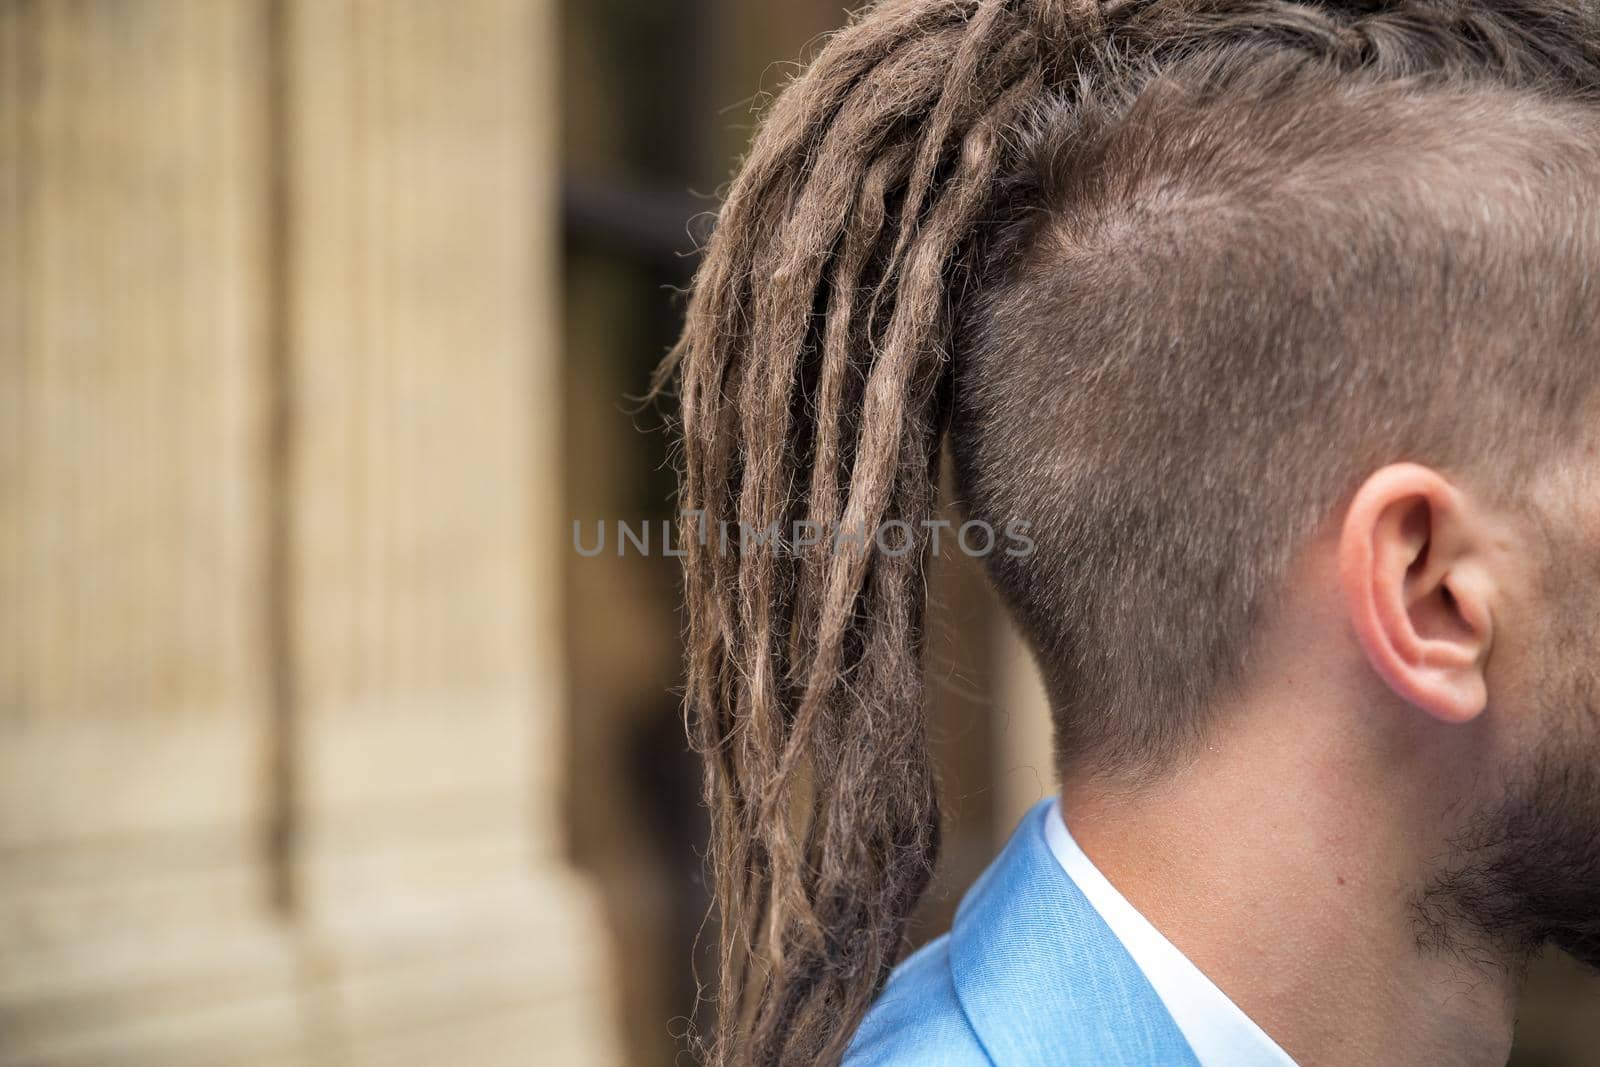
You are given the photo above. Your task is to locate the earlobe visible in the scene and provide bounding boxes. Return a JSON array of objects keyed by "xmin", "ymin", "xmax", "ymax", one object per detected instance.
[{"xmin": 1338, "ymin": 464, "xmax": 1494, "ymax": 725}]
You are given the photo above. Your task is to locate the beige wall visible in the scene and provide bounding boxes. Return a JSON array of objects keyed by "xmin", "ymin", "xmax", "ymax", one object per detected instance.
[{"xmin": 0, "ymin": 2, "xmax": 619, "ymax": 1064}]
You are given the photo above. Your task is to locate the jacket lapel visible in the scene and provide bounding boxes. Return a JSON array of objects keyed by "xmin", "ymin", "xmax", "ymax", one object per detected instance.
[{"xmin": 948, "ymin": 801, "xmax": 1201, "ymax": 1066}]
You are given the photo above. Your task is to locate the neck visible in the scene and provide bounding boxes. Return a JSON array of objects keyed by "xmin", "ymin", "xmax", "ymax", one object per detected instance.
[{"xmin": 1059, "ymin": 696, "xmax": 1522, "ymax": 1066}]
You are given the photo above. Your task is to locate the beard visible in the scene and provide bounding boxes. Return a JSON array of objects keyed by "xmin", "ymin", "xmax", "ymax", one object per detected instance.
[{"xmin": 1414, "ymin": 570, "xmax": 1600, "ymax": 971}]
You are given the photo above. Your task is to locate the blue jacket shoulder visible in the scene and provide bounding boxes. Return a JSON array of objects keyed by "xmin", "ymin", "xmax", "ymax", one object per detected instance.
[{"xmin": 842, "ymin": 935, "xmax": 990, "ymax": 1067}]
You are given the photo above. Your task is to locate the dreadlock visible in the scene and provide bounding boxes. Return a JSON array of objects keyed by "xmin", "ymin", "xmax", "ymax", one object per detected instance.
[{"xmin": 658, "ymin": 0, "xmax": 1600, "ymax": 1062}]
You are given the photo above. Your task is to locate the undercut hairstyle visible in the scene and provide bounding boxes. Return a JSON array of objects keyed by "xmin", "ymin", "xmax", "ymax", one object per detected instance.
[{"xmin": 657, "ymin": 1, "xmax": 1600, "ymax": 1062}]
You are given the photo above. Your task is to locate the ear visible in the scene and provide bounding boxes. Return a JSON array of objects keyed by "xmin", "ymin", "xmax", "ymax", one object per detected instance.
[{"xmin": 1337, "ymin": 463, "xmax": 1496, "ymax": 724}]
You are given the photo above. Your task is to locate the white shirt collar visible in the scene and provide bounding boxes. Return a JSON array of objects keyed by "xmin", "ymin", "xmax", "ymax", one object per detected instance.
[{"xmin": 1043, "ymin": 799, "xmax": 1297, "ymax": 1067}]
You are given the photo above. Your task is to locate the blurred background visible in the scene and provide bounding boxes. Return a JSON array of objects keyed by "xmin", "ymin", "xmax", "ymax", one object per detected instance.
[{"xmin": 1, "ymin": 1, "xmax": 1597, "ymax": 1064}]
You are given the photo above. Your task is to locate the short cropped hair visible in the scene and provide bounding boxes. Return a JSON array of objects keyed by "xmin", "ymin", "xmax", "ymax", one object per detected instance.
[{"xmin": 959, "ymin": 66, "xmax": 1600, "ymax": 776}]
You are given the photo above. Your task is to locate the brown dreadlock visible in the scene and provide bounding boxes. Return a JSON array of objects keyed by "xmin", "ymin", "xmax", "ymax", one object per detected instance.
[{"xmin": 658, "ymin": 1, "xmax": 1600, "ymax": 1063}]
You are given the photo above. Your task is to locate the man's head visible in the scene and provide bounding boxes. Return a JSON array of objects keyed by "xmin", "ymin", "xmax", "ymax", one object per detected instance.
[
  {"xmin": 955, "ymin": 65, "xmax": 1600, "ymax": 779},
  {"xmin": 663, "ymin": 2, "xmax": 1600, "ymax": 1062},
  {"xmin": 954, "ymin": 57, "xmax": 1600, "ymax": 970}
]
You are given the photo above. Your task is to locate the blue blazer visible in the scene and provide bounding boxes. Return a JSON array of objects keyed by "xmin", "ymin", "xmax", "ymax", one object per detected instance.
[{"xmin": 843, "ymin": 800, "xmax": 1201, "ymax": 1066}]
